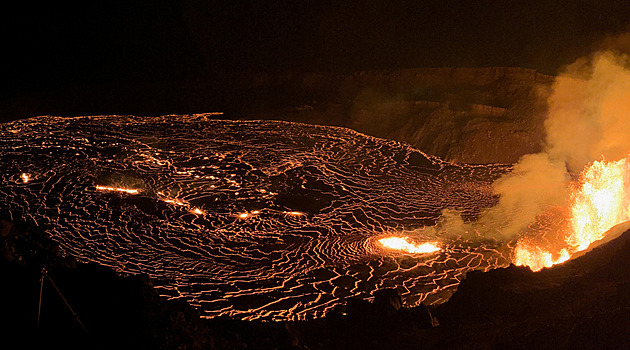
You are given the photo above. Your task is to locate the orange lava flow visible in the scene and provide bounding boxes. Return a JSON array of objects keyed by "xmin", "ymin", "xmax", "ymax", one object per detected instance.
[
  {"xmin": 162, "ymin": 198, "xmax": 186, "ymax": 206},
  {"xmin": 515, "ymin": 156, "xmax": 630, "ymax": 271},
  {"xmin": 190, "ymin": 207, "xmax": 205, "ymax": 215},
  {"xmin": 95, "ymin": 185, "xmax": 140, "ymax": 194},
  {"xmin": 379, "ymin": 236, "xmax": 441, "ymax": 254}
]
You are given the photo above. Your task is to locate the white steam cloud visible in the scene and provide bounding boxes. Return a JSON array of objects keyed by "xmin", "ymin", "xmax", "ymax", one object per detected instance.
[
  {"xmin": 483, "ymin": 51, "xmax": 630, "ymax": 240},
  {"xmin": 546, "ymin": 52, "xmax": 630, "ymax": 172},
  {"xmin": 429, "ymin": 51, "xmax": 630, "ymax": 243},
  {"xmin": 479, "ymin": 153, "xmax": 570, "ymax": 239}
]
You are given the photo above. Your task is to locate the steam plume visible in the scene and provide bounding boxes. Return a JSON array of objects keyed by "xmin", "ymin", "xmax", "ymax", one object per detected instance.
[
  {"xmin": 478, "ymin": 153, "xmax": 569, "ymax": 239},
  {"xmin": 546, "ymin": 52, "xmax": 630, "ymax": 172},
  {"xmin": 482, "ymin": 51, "xmax": 630, "ymax": 241}
]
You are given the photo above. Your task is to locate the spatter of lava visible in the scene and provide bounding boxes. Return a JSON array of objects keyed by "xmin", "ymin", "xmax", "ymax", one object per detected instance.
[
  {"xmin": 0, "ymin": 114, "xmax": 512, "ymax": 320},
  {"xmin": 515, "ymin": 156, "xmax": 630, "ymax": 271}
]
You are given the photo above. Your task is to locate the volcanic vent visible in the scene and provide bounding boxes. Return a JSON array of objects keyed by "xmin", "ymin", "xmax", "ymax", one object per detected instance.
[{"xmin": 505, "ymin": 52, "xmax": 630, "ymax": 271}]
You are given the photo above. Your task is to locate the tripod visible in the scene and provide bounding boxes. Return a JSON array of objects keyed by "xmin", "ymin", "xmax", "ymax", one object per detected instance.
[{"xmin": 37, "ymin": 267, "xmax": 88, "ymax": 333}]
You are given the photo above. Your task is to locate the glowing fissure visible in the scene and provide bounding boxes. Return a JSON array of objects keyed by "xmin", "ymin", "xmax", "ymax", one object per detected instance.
[
  {"xmin": 379, "ymin": 236, "xmax": 441, "ymax": 254},
  {"xmin": 156, "ymin": 192, "xmax": 205, "ymax": 215},
  {"xmin": 191, "ymin": 207, "xmax": 205, "ymax": 215},
  {"xmin": 95, "ymin": 185, "xmax": 140, "ymax": 194}
]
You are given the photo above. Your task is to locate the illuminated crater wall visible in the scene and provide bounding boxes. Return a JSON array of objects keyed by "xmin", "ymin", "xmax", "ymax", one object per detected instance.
[{"xmin": 0, "ymin": 115, "xmax": 511, "ymax": 320}]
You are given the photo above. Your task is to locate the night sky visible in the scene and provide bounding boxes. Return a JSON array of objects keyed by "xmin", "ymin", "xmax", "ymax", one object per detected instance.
[{"xmin": 3, "ymin": 0, "xmax": 630, "ymax": 117}]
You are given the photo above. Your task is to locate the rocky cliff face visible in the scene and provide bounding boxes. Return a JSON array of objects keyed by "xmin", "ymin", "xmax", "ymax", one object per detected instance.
[{"xmin": 235, "ymin": 67, "xmax": 553, "ymax": 164}]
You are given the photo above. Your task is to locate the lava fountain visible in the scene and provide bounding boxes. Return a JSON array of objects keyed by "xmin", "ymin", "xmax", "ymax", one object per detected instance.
[
  {"xmin": 515, "ymin": 156, "xmax": 630, "ymax": 271},
  {"xmin": 568, "ymin": 157, "xmax": 630, "ymax": 251}
]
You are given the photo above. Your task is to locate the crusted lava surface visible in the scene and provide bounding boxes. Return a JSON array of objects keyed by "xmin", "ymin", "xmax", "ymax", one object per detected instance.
[{"xmin": 0, "ymin": 114, "xmax": 511, "ymax": 321}]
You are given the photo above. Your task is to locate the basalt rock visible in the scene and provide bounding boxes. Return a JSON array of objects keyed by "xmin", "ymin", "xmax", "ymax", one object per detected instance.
[
  {"xmin": 233, "ymin": 67, "xmax": 553, "ymax": 164},
  {"xmin": 372, "ymin": 288, "xmax": 403, "ymax": 315}
]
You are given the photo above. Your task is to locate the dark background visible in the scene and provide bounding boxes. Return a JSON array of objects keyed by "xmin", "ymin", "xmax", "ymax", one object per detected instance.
[{"xmin": 2, "ymin": 0, "xmax": 630, "ymax": 120}]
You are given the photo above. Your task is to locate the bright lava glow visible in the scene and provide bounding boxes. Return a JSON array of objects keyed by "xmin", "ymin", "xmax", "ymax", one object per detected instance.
[
  {"xmin": 514, "ymin": 244, "xmax": 571, "ymax": 272},
  {"xmin": 238, "ymin": 210, "xmax": 262, "ymax": 219},
  {"xmin": 514, "ymin": 156, "xmax": 630, "ymax": 271},
  {"xmin": 162, "ymin": 198, "xmax": 186, "ymax": 206},
  {"xmin": 567, "ymin": 157, "xmax": 630, "ymax": 250},
  {"xmin": 379, "ymin": 236, "xmax": 441, "ymax": 254},
  {"xmin": 95, "ymin": 185, "xmax": 140, "ymax": 194},
  {"xmin": 190, "ymin": 208, "xmax": 205, "ymax": 215}
]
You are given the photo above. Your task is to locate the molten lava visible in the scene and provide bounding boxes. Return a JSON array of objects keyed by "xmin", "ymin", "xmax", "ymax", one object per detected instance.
[
  {"xmin": 379, "ymin": 236, "xmax": 441, "ymax": 254},
  {"xmin": 514, "ymin": 243, "xmax": 571, "ymax": 272},
  {"xmin": 568, "ymin": 157, "xmax": 630, "ymax": 250},
  {"xmin": 515, "ymin": 156, "xmax": 630, "ymax": 271},
  {"xmin": 191, "ymin": 207, "xmax": 205, "ymax": 215},
  {"xmin": 162, "ymin": 198, "xmax": 186, "ymax": 206},
  {"xmin": 95, "ymin": 185, "xmax": 140, "ymax": 194}
]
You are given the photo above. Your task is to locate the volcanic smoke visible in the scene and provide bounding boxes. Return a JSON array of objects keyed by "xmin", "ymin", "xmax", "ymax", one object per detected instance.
[{"xmin": 493, "ymin": 51, "xmax": 630, "ymax": 271}]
